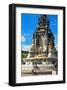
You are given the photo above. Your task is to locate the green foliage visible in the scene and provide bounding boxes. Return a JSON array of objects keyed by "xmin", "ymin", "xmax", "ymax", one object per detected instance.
[{"xmin": 21, "ymin": 51, "xmax": 28, "ymax": 59}]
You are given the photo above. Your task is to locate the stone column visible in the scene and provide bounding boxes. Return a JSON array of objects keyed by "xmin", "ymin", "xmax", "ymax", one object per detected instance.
[{"xmin": 35, "ymin": 38, "xmax": 36, "ymax": 56}]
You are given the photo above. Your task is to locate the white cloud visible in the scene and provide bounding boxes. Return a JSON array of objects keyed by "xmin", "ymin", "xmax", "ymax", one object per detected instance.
[
  {"xmin": 21, "ymin": 35, "xmax": 32, "ymax": 51},
  {"xmin": 22, "ymin": 44, "xmax": 31, "ymax": 51},
  {"xmin": 22, "ymin": 35, "xmax": 26, "ymax": 42}
]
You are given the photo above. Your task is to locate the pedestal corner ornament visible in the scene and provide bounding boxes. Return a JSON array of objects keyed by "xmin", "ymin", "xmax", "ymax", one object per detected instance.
[{"xmin": 9, "ymin": 4, "xmax": 65, "ymax": 86}]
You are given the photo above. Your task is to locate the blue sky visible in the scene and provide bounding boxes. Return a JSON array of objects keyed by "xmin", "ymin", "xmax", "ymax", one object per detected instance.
[{"xmin": 21, "ymin": 13, "xmax": 58, "ymax": 51}]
